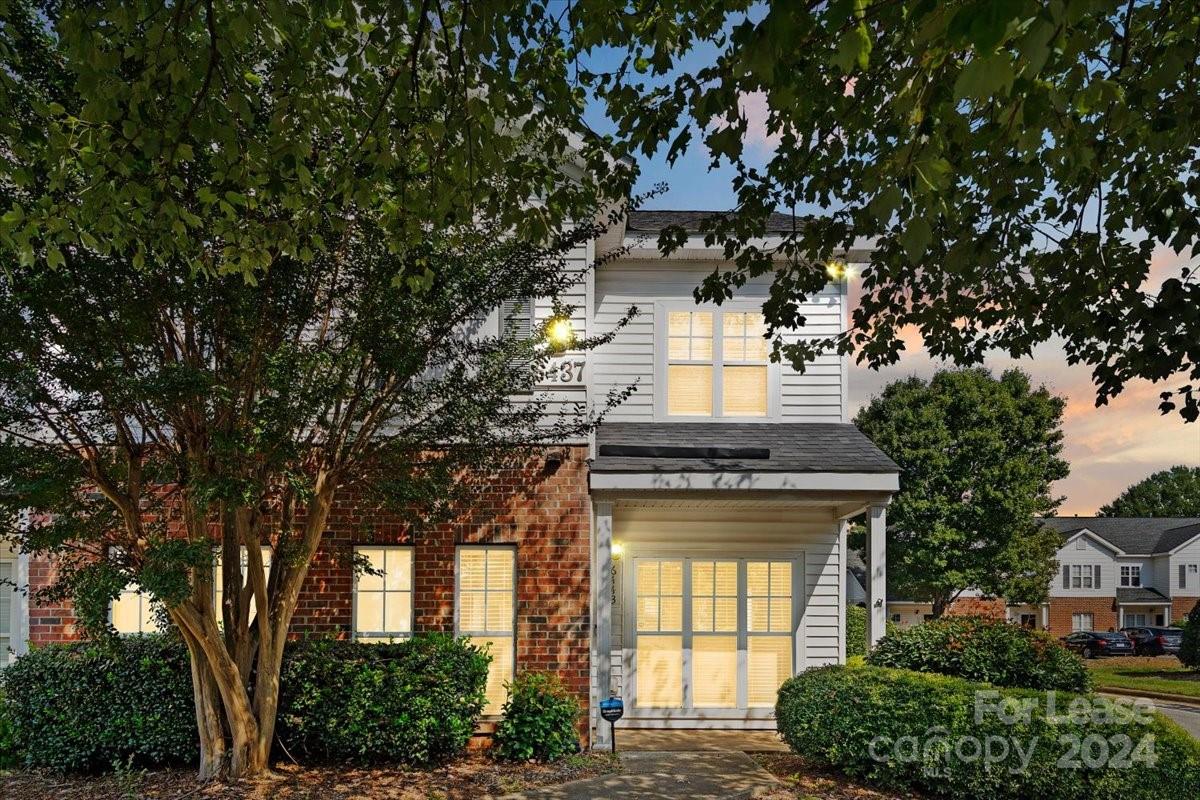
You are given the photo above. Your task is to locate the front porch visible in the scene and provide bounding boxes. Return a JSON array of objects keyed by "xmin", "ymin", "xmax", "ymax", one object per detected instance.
[{"xmin": 587, "ymin": 422, "xmax": 899, "ymax": 748}]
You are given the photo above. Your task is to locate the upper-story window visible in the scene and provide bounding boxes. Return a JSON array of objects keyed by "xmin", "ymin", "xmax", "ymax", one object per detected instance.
[
  {"xmin": 1120, "ymin": 565, "xmax": 1141, "ymax": 587},
  {"xmin": 664, "ymin": 308, "xmax": 771, "ymax": 418},
  {"xmin": 1070, "ymin": 564, "xmax": 1095, "ymax": 589}
]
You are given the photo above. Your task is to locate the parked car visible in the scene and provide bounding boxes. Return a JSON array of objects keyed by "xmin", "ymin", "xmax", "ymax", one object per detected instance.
[
  {"xmin": 1119, "ymin": 626, "xmax": 1183, "ymax": 656},
  {"xmin": 1061, "ymin": 631, "xmax": 1136, "ymax": 658}
]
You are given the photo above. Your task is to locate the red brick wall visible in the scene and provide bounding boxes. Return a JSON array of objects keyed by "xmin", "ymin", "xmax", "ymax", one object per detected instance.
[
  {"xmin": 1046, "ymin": 598, "xmax": 1118, "ymax": 637},
  {"xmin": 27, "ymin": 553, "xmax": 82, "ymax": 645},
  {"xmin": 1173, "ymin": 596, "xmax": 1200, "ymax": 625},
  {"xmin": 945, "ymin": 596, "xmax": 1006, "ymax": 619},
  {"xmin": 24, "ymin": 447, "xmax": 594, "ymax": 723}
]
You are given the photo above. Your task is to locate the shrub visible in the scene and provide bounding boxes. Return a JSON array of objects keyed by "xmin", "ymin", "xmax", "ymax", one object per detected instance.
[
  {"xmin": 493, "ymin": 671, "xmax": 581, "ymax": 762},
  {"xmin": 776, "ymin": 665, "xmax": 1200, "ymax": 800},
  {"xmin": 866, "ymin": 615, "xmax": 1090, "ymax": 692},
  {"xmin": 277, "ymin": 634, "xmax": 489, "ymax": 766},
  {"xmin": 0, "ymin": 635, "xmax": 197, "ymax": 772},
  {"xmin": 1181, "ymin": 600, "xmax": 1200, "ymax": 669},
  {"xmin": 847, "ymin": 605, "xmax": 868, "ymax": 658},
  {"xmin": 0, "ymin": 690, "xmax": 18, "ymax": 769}
]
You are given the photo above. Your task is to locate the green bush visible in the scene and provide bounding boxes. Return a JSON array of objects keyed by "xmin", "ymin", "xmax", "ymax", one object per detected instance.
[
  {"xmin": 777, "ymin": 665, "xmax": 1200, "ymax": 800},
  {"xmin": 493, "ymin": 671, "xmax": 581, "ymax": 762},
  {"xmin": 847, "ymin": 605, "xmax": 869, "ymax": 658},
  {"xmin": 1181, "ymin": 600, "xmax": 1200, "ymax": 669},
  {"xmin": 0, "ymin": 689, "xmax": 18, "ymax": 769},
  {"xmin": 0, "ymin": 635, "xmax": 197, "ymax": 772},
  {"xmin": 277, "ymin": 634, "xmax": 490, "ymax": 766},
  {"xmin": 867, "ymin": 615, "xmax": 1091, "ymax": 692}
]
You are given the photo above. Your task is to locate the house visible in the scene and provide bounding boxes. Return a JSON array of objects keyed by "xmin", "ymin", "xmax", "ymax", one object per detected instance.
[
  {"xmin": 844, "ymin": 551, "xmax": 1004, "ymax": 629},
  {"xmin": 0, "ymin": 209, "xmax": 899, "ymax": 747},
  {"xmin": 1005, "ymin": 516, "xmax": 1200, "ymax": 636}
]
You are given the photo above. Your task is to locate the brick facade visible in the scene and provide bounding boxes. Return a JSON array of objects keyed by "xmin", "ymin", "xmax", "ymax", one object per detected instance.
[
  {"xmin": 945, "ymin": 596, "xmax": 1006, "ymax": 619},
  {"xmin": 1173, "ymin": 596, "xmax": 1200, "ymax": 626},
  {"xmin": 23, "ymin": 447, "xmax": 594, "ymax": 729},
  {"xmin": 1046, "ymin": 597, "xmax": 1119, "ymax": 637}
]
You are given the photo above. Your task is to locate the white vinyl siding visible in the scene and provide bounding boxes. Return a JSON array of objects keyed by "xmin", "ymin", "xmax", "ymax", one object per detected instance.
[
  {"xmin": 353, "ymin": 547, "xmax": 413, "ymax": 641},
  {"xmin": 0, "ymin": 558, "xmax": 13, "ymax": 665},
  {"xmin": 457, "ymin": 547, "xmax": 516, "ymax": 716},
  {"xmin": 593, "ymin": 262, "xmax": 844, "ymax": 422},
  {"xmin": 1051, "ymin": 535, "xmax": 1117, "ymax": 598}
]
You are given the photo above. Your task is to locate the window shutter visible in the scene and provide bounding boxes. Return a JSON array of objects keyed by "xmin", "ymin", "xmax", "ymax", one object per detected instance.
[
  {"xmin": 1182, "ymin": 564, "xmax": 1188, "ymax": 589},
  {"xmin": 500, "ymin": 297, "xmax": 533, "ymax": 340},
  {"xmin": 1062, "ymin": 565, "xmax": 1070, "ymax": 589},
  {"xmin": 1094, "ymin": 565, "xmax": 1101, "ymax": 589}
]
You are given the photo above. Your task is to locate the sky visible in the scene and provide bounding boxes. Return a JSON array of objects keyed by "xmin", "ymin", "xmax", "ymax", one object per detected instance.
[{"xmin": 579, "ymin": 56, "xmax": 1200, "ymax": 515}]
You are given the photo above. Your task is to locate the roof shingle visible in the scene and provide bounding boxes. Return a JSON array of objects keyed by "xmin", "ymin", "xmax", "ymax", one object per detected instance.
[
  {"xmin": 626, "ymin": 210, "xmax": 804, "ymax": 234},
  {"xmin": 1039, "ymin": 516, "xmax": 1200, "ymax": 555}
]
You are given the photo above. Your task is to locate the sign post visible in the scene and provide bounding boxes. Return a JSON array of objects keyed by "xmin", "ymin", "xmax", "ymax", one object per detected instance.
[{"xmin": 598, "ymin": 696, "xmax": 624, "ymax": 753}]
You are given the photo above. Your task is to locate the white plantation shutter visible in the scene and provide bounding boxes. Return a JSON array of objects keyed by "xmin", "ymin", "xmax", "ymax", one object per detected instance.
[
  {"xmin": 691, "ymin": 561, "xmax": 738, "ymax": 708},
  {"xmin": 636, "ymin": 559, "xmax": 684, "ymax": 708},
  {"xmin": 457, "ymin": 547, "xmax": 515, "ymax": 715},
  {"xmin": 746, "ymin": 560, "xmax": 793, "ymax": 707}
]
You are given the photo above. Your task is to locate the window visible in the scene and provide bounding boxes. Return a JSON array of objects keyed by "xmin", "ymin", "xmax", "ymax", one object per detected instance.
[
  {"xmin": 665, "ymin": 309, "xmax": 769, "ymax": 418},
  {"xmin": 1072, "ymin": 612, "xmax": 1094, "ymax": 632},
  {"xmin": 1120, "ymin": 565, "xmax": 1141, "ymax": 588},
  {"xmin": 1182, "ymin": 564, "xmax": 1199, "ymax": 590},
  {"xmin": 691, "ymin": 561, "xmax": 737, "ymax": 708},
  {"xmin": 1019, "ymin": 613, "xmax": 1037, "ymax": 628},
  {"xmin": 746, "ymin": 561, "xmax": 792, "ymax": 707},
  {"xmin": 1126, "ymin": 613, "xmax": 1147, "ymax": 627},
  {"xmin": 110, "ymin": 548, "xmax": 162, "ymax": 635},
  {"xmin": 1070, "ymin": 564, "xmax": 1095, "ymax": 589},
  {"xmin": 214, "ymin": 546, "xmax": 272, "ymax": 624},
  {"xmin": 354, "ymin": 547, "xmax": 413, "ymax": 642},
  {"xmin": 457, "ymin": 547, "xmax": 515, "ymax": 716},
  {"xmin": 635, "ymin": 559, "xmax": 684, "ymax": 708}
]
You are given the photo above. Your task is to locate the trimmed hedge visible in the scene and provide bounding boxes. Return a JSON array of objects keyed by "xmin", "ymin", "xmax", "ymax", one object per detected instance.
[
  {"xmin": 777, "ymin": 665, "xmax": 1200, "ymax": 800},
  {"xmin": 2, "ymin": 633, "xmax": 491, "ymax": 772},
  {"xmin": 493, "ymin": 671, "xmax": 581, "ymax": 762},
  {"xmin": 846, "ymin": 605, "xmax": 869, "ymax": 658},
  {"xmin": 277, "ymin": 634, "xmax": 490, "ymax": 766},
  {"xmin": 0, "ymin": 635, "xmax": 197, "ymax": 772},
  {"xmin": 867, "ymin": 615, "xmax": 1091, "ymax": 692}
]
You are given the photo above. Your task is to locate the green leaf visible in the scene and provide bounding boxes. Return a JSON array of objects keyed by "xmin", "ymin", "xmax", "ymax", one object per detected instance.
[
  {"xmin": 954, "ymin": 54, "xmax": 1015, "ymax": 101},
  {"xmin": 899, "ymin": 217, "xmax": 931, "ymax": 263},
  {"xmin": 45, "ymin": 246, "xmax": 65, "ymax": 269},
  {"xmin": 831, "ymin": 24, "xmax": 872, "ymax": 74}
]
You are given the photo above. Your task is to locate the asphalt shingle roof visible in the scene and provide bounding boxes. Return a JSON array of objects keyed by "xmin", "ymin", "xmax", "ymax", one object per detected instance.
[
  {"xmin": 1039, "ymin": 516, "xmax": 1200, "ymax": 555},
  {"xmin": 591, "ymin": 423, "xmax": 899, "ymax": 474},
  {"xmin": 626, "ymin": 210, "xmax": 804, "ymax": 234},
  {"xmin": 1116, "ymin": 587, "xmax": 1172, "ymax": 603}
]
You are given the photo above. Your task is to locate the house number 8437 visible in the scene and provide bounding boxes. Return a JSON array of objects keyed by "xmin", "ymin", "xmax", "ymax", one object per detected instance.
[{"xmin": 543, "ymin": 359, "xmax": 585, "ymax": 384}]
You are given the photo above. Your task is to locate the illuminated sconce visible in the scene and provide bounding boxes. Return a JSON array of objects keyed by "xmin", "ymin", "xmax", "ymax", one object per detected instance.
[
  {"xmin": 825, "ymin": 260, "xmax": 858, "ymax": 282},
  {"xmin": 546, "ymin": 316, "xmax": 575, "ymax": 350},
  {"xmin": 611, "ymin": 541, "xmax": 625, "ymax": 559}
]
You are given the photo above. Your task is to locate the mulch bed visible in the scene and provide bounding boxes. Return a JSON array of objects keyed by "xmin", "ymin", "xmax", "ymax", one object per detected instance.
[
  {"xmin": 0, "ymin": 753, "xmax": 620, "ymax": 800},
  {"xmin": 753, "ymin": 753, "xmax": 924, "ymax": 800}
]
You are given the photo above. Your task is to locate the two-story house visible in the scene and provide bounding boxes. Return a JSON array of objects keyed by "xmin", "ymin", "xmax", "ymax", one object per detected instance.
[
  {"xmin": 0, "ymin": 208, "xmax": 899, "ymax": 748},
  {"xmin": 1006, "ymin": 517, "xmax": 1200, "ymax": 635}
]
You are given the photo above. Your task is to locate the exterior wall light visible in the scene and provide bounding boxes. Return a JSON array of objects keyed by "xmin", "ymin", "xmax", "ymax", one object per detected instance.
[
  {"xmin": 546, "ymin": 316, "xmax": 575, "ymax": 350},
  {"xmin": 825, "ymin": 260, "xmax": 858, "ymax": 282},
  {"xmin": 611, "ymin": 541, "xmax": 624, "ymax": 559}
]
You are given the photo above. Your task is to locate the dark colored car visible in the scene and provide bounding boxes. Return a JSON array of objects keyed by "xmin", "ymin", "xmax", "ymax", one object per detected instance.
[
  {"xmin": 1120, "ymin": 626, "xmax": 1183, "ymax": 656},
  {"xmin": 1061, "ymin": 631, "xmax": 1136, "ymax": 658}
]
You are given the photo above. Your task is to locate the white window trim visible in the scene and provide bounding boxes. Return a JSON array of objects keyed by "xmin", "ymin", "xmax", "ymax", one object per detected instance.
[
  {"xmin": 352, "ymin": 546, "xmax": 415, "ymax": 641},
  {"xmin": 623, "ymin": 546, "xmax": 804, "ymax": 718},
  {"xmin": 1072, "ymin": 612, "xmax": 1094, "ymax": 632},
  {"xmin": 653, "ymin": 301, "xmax": 781, "ymax": 422},
  {"xmin": 108, "ymin": 546, "xmax": 162, "ymax": 635},
  {"xmin": 455, "ymin": 545, "xmax": 517, "ymax": 717},
  {"xmin": 1120, "ymin": 565, "xmax": 1141, "ymax": 588}
]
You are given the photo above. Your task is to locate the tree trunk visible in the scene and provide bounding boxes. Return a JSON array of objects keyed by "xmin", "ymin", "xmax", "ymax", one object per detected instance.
[
  {"xmin": 184, "ymin": 636, "xmax": 226, "ymax": 781},
  {"xmin": 931, "ymin": 596, "xmax": 950, "ymax": 618}
]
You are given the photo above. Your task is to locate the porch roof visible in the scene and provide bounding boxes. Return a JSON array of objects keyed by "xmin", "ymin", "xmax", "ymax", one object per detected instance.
[
  {"xmin": 1116, "ymin": 587, "xmax": 1172, "ymax": 604},
  {"xmin": 592, "ymin": 422, "xmax": 899, "ymax": 474}
]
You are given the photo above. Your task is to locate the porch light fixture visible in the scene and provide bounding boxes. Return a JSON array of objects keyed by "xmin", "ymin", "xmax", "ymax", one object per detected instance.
[
  {"xmin": 545, "ymin": 316, "xmax": 575, "ymax": 350},
  {"xmin": 611, "ymin": 541, "xmax": 625, "ymax": 559},
  {"xmin": 825, "ymin": 260, "xmax": 857, "ymax": 282}
]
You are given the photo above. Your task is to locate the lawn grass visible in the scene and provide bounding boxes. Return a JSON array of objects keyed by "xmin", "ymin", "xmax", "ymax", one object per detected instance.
[{"xmin": 1087, "ymin": 656, "xmax": 1200, "ymax": 699}]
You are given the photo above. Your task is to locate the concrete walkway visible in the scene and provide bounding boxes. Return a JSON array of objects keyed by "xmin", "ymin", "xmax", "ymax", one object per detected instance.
[
  {"xmin": 499, "ymin": 751, "xmax": 780, "ymax": 800},
  {"xmin": 621, "ymin": 729, "xmax": 789, "ymax": 752}
]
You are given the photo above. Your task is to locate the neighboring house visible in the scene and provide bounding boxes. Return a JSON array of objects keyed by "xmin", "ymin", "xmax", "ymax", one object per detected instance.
[
  {"xmin": 1, "ymin": 209, "xmax": 900, "ymax": 746},
  {"xmin": 844, "ymin": 550, "xmax": 1003, "ymax": 629},
  {"xmin": 1007, "ymin": 516, "xmax": 1200, "ymax": 636}
]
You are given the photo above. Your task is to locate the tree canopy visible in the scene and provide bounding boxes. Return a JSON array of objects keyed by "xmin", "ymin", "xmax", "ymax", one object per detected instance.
[
  {"xmin": 853, "ymin": 368, "xmax": 1070, "ymax": 615},
  {"xmin": 572, "ymin": 0, "xmax": 1200, "ymax": 421},
  {"xmin": 1099, "ymin": 466, "xmax": 1200, "ymax": 517}
]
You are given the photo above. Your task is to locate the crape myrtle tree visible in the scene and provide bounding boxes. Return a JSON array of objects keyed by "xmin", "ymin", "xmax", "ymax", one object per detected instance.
[
  {"xmin": 0, "ymin": 0, "xmax": 637, "ymax": 781},
  {"xmin": 0, "ymin": 218, "xmax": 633, "ymax": 779},
  {"xmin": 571, "ymin": 0, "xmax": 1200, "ymax": 421},
  {"xmin": 1099, "ymin": 466, "xmax": 1200, "ymax": 517},
  {"xmin": 853, "ymin": 368, "xmax": 1070, "ymax": 617}
]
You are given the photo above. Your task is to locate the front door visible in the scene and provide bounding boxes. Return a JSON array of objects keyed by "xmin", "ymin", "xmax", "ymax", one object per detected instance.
[{"xmin": 630, "ymin": 556, "xmax": 799, "ymax": 715}]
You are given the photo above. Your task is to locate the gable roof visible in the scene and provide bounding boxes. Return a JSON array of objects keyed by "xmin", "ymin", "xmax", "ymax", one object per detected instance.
[
  {"xmin": 1040, "ymin": 516, "xmax": 1200, "ymax": 555},
  {"xmin": 626, "ymin": 210, "xmax": 804, "ymax": 234},
  {"xmin": 592, "ymin": 422, "xmax": 899, "ymax": 474}
]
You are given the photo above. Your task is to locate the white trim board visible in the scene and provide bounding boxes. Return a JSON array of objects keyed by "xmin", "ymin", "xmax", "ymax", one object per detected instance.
[{"xmin": 590, "ymin": 471, "xmax": 899, "ymax": 493}]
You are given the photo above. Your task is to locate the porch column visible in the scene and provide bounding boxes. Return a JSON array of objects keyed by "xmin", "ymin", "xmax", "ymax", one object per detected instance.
[
  {"xmin": 1041, "ymin": 603, "xmax": 1050, "ymax": 630},
  {"xmin": 866, "ymin": 505, "xmax": 887, "ymax": 648},
  {"xmin": 592, "ymin": 501, "xmax": 614, "ymax": 750}
]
